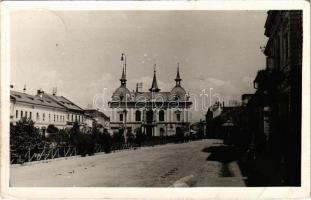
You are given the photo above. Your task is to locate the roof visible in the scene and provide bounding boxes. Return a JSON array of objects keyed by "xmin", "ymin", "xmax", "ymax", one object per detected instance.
[
  {"xmin": 85, "ymin": 109, "xmax": 110, "ymax": 120},
  {"xmin": 10, "ymin": 91, "xmax": 65, "ymax": 110},
  {"xmin": 111, "ymin": 85, "xmax": 132, "ymax": 101},
  {"xmin": 170, "ymin": 85, "xmax": 187, "ymax": 101},
  {"xmin": 43, "ymin": 93, "xmax": 84, "ymax": 112},
  {"xmin": 149, "ymin": 67, "xmax": 160, "ymax": 92}
]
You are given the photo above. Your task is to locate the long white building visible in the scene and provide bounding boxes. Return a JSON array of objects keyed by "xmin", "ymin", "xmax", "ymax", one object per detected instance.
[{"xmin": 10, "ymin": 89, "xmax": 85, "ymax": 134}]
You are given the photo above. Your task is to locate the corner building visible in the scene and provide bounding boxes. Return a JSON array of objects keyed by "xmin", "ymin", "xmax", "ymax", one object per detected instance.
[{"xmin": 109, "ymin": 65, "xmax": 192, "ymax": 137}]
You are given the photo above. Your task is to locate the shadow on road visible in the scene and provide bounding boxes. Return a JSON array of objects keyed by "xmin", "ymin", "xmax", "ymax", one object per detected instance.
[{"xmin": 202, "ymin": 145, "xmax": 239, "ymax": 178}]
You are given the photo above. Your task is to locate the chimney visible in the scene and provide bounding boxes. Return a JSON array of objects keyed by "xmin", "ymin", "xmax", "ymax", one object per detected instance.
[
  {"xmin": 23, "ymin": 85, "xmax": 26, "ymax": 93},
  {"xmin": 52, "ymin": 87, "xmax": 57, "ymax": 96},
  {"xmin": 138, "ymin": 82, "xmax": 143, "ymax": 93},
  {"xmin": 37, "ymin": 89, "xmax": 44, "ymax": 98}
]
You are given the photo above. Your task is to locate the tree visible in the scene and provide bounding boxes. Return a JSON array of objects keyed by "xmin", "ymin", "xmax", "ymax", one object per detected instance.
[
  {"xmin": 10, "ymin": 118, "xmax": 45, "ymax": 163},
  {"xmin": 101, "ymin": 129, "xmax": 112, "ymax": 153},
  {"xmin": 47, "ymin": 124, "xmax": 59, "ymax": 144},
  {"xmin": 47, "ymin": 124, "xmax": 59, "ymax": 134},
  {"xmin": 134, "ymin": 127, "xmax": 144, "ymax": 146},
  {"xmin": 112, "ymin": 128, "xmax": 125, "ymax": 144},
  {"xmin": 127, "ymin": 130, "xmax": 135, "ymax": 145},
  {"xmin": 69, "ymin": 121, "xmax": 80, "ymax": 146}
]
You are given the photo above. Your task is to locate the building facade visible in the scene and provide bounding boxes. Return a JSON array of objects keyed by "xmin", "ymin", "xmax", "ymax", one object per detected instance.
[
  {"xmin": 249, "ymin": 10, "xmax": 302, "ymax": 185},
  {"xmin": 85, "ymin": 109, "xmax": 110, "ymax": 129},
  {"xmin": 109, "ymin": 65, "xmax": 192, "ymax": 137},
  {"xmin": 43, "ymin": 92, "xmax": 85, "ymax": 126},
  {"xmin": 10, "ymin": 89, "xmax": 86, "ymax": 133},
  {"xmin": 10, "ymin": 90, "xmax": 68, "ymax": 132}
]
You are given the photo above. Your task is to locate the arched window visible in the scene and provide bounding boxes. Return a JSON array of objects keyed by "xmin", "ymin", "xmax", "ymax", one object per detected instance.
[
  {"xmin": 159, "ymin": 110, "xmax": 165, "ymax": 122},
  {"xmin": 135, "ymin": 110, "xmax": 141, "ymax": 121}
]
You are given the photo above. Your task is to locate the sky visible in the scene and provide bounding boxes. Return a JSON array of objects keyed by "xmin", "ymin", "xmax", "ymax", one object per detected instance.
[{"xmin": 10, "ymin": 10, "xmax": 268, "ymax": 122}]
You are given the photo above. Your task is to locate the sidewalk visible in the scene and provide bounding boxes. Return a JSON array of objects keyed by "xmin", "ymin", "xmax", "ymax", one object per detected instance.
[{"xmin": 170, "ymin": 144, "xmax": 247, "ymax": 187}]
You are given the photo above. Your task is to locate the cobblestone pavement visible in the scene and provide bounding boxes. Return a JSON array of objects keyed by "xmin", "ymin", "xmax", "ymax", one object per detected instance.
[{"xmin": 10, "ymin": 139, "xmax": 246, "ymax": 187}]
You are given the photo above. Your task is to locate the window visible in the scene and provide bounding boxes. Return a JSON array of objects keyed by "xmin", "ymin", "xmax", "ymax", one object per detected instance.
[
  {"xmin": 43, "ymin": 113, "xmax": 45, "ymax": 121},
  {"xmin": 75, "ymin": 115, "xmax": 77, "ymax": 122},
  {"xmin": 71, "ymin": 114, "xmax": 73, "ymax": 122},
  {"xmin": 29, "ymin": 112, "xmax": 32, "ymax": 119},
  {"xmin": 21, "ymin": 111, "xmax": 23, "ymax": 118},
  {"xmin": 135, "ymin": 110, "xmax": 141, "ymax": 121},
  {"xmin": 25, "ymin": 111, "xmax": 28, "ymax": 118},
  {"xmin": 36, "ymin": 112, "xmax": 39, "ymax": 120},
  {"xmin": 159, "ymin": 110, "xmax": 165, "ymax": 122},
  {"xmin": 54, "ymin": 114, "xmax": 56, "ymax": 122},
  {"xmin": 67, "ymin": 114, "xmax": 69, "ymax": 120},
  {"xmin": 78, "ymin": 116, "xmax": 80, "ymax": 122},
  {"xmin": 57, "ymin": 115, "xmax": 59, "ymax": 122},
  {"xmin": 176, "ymin": 113, "xmax": 180, "ymax": 122},
  {"xmin": 119, "ymin": 114, "xmax": 123, "ymax": 122},
  {"xmin": 16, "ymin": 110, "xmax": 18, "ymax": 119},
  {"xmin": 49, "ymin": 114, "xmax": 51, "ymax": 122}
]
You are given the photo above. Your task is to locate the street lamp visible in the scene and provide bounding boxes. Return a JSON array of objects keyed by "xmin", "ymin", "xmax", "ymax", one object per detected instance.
[
  {"xmin": 120, "ymin": 53, "xmax": 127, "ymax": 143},
  {"xmin": 121, "ymin": 53, "xmax": 126, "ymax": 78}
]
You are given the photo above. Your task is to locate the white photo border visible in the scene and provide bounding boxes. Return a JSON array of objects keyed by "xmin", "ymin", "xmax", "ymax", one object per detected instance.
[{"xmin": 1, "ymin": 1, "xmax": 310, "ymax": 199}]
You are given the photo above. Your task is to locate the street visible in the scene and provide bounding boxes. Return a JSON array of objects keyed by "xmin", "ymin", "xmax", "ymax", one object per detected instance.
[{"xmin": 10, "ymin": 139, "xmax": 246, "ymax": 187}]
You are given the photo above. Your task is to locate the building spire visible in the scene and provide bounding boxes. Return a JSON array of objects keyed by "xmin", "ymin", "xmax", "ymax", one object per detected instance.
[
  {"xmin": 175, "ymin": 63, "xmax": 182, "ymax": 86},
  {"xmin": 120, "ymin": 67, "xmax": 127, "ymax": 85},
  {"xmin": 149, "ymin": 64, "xmax": 160, "ymax": 92}
]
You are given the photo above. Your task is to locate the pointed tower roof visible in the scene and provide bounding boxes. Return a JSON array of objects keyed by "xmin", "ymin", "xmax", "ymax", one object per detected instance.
[
  {"xmin": 149, "ymin": 64, "xmax": 160, "ymax": 92},
  {"xmin": 175, "ymin": 63, "xmax": 182, "ymax": 86},
  {"xmin": 119, "ymin": 67, "xmax": 127, "ymax": 85}
]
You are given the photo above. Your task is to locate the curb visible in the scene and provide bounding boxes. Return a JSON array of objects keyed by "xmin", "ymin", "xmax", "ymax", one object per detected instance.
[
  {"xmin": 11, "ymin": 155, "xmax": 81, "ymax": 168},
  {"xmin": 228, "ymin": 161, "xmax": 246, "ymax": 178}
]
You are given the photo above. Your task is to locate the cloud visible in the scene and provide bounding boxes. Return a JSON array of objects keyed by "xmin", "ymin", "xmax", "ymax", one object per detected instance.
[
  {"xmin": 186, "ymin": 77, "xmax": 239, "ymax": 99},
  {"xmin": 12, "ymin": 70, "xmax": 65, "ymax": 96}
]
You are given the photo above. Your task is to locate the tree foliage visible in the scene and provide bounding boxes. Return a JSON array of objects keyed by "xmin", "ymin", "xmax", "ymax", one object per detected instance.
[{"xmin": 10, "ymin": 118, "xmax": 46, "ymax": 162}]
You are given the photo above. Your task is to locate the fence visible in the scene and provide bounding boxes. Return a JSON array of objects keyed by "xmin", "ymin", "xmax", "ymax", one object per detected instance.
[
  {"xmin": 10, "ymin": 146, "xmax": 77, "ymax": 164},
  {"xmin": 11, "ymin": 136, "xmax": 205, "ymax": 164}
]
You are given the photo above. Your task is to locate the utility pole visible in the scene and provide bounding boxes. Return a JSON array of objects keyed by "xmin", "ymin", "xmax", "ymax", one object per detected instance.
[{"xmin": 121, "ymin": 53, "xmax": 127, "ymax": 143}]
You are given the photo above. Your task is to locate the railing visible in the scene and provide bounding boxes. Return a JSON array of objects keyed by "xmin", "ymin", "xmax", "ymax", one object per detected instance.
[
  {"xmin": 11, "ymin": 136, "xmax": 204, "ymax": 164},
  {"xmin": 10, "ymin": 146, "xmax": 77, "ymax": 164}
]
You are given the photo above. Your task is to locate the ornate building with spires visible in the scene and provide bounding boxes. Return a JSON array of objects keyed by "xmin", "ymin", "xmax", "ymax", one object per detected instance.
[{"xmin": 108, "ymin": 64, "xmax": 192, "ymax": 137}]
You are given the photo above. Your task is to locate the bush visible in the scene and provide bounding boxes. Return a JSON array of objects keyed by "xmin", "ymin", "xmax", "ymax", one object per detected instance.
[
  {"xmin": 112, "ymin": 129, "xmax": 125, "ymax": 144},
  {"xmin": 134, "ymin": 128, "xmax": 145, "ymax": 146},
  {"xmin": 101, "ymin": 129, "xmax": 112, "ymax": 153},
  {"xmin": 77, "ymin": 133, "xmax": 95, "ymax": 156},
  {"xmin": 127, "ymin": 131, "xmax": 135, "ymax": 144},
  {"xmin": 47, "ymin": 124, "xmax": 59, "ymax": 134},
  {"xmin": 10, "ymin": 118, "xmax": 46, "ymax": 163}
]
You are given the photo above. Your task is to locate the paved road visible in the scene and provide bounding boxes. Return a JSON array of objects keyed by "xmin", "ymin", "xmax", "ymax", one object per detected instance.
[{"xmin": 10, "ymin": 139, "xmax": 246, "ymax": 187}]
